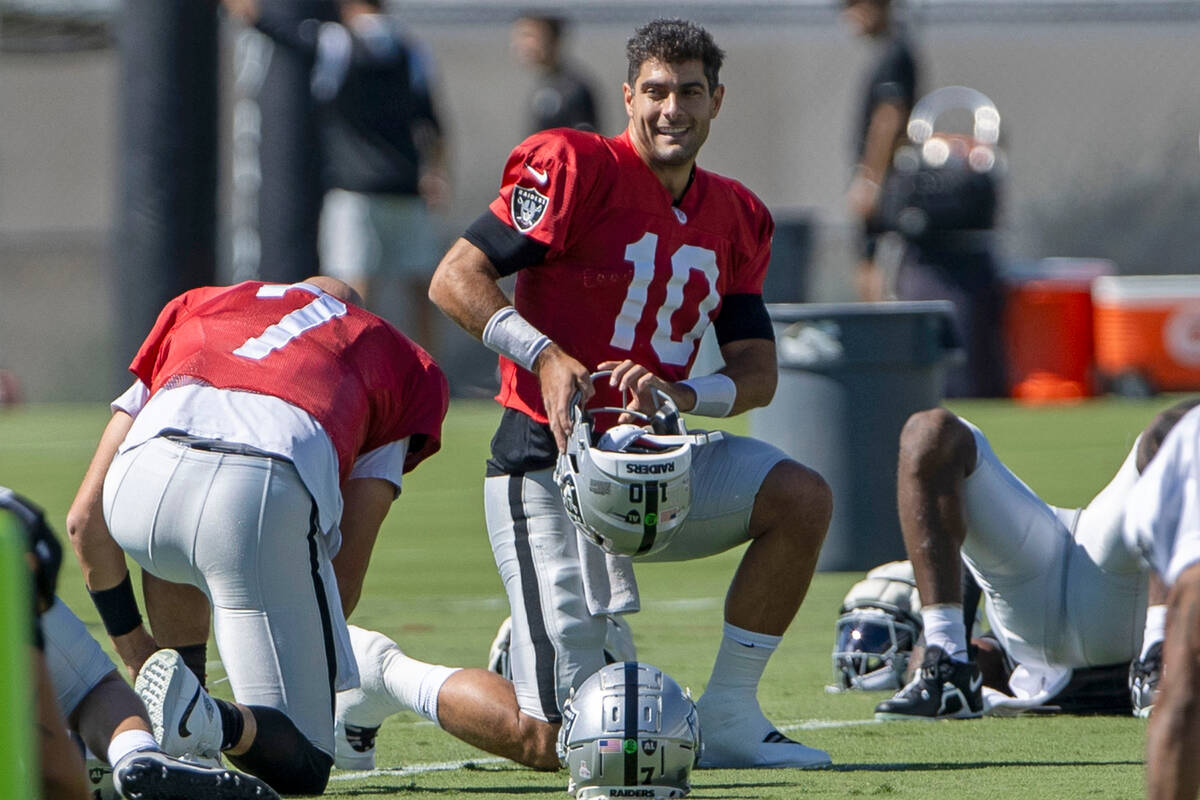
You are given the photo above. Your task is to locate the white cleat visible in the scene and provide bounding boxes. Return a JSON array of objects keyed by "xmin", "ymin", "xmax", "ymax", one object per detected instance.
[
  {"xmin": 335, "ymin": 625, "xmax": 406, "ymax": 770},
  {"xmin": 486, "ymin": 617, "xmax": 514, "ymax": 678},
  {"xmin": 695, "ymin": 693, "xmax": 832, "ymax": 770},
  {"xmin": 135, "ymin": 649, "xmax": 224, "ymax": 761},
  {"xmin": 333, "ymin": 711, "xmax": 379, "ymax": 771}
]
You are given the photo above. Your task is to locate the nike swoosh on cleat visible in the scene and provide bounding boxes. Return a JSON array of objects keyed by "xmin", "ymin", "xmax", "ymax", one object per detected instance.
[
  {"xmin": 524, "ymin": 164, "xmax": 549, "ymax": 185},
  {"xmin": 969, "ymin": 673, "xmax": 983, "ymax": 693},
  {"xmin": 178, "ymin": 686, "xmax": 202, "ymax": 739}
]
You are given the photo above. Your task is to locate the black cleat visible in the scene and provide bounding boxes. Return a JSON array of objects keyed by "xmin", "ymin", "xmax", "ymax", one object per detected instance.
[
  {"xmin": 874, "ymin": 645, "xmax": 984, "ymax": 721},
  {"xmin": 113, "ymin": 750, "xmax": 279, "ymax": 800},
  {"xmin": 1130, "ymin": 641, "xmax": 1162, "ymax": 719}
]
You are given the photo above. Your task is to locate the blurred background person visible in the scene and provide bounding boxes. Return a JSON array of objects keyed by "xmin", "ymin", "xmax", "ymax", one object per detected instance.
[
  {"xmin": 225, "ymin": 0, "xmax": 450, "ymax": 356},
  {"xmin": 888, "ymin": 87, "xmax": 1008, "ymax": 399},
  {"xmin": 843, "ymin": 0, "xmax": 919, "ymax": 302},
  {"xmin": 510, "ymin": 12, "xmax": 601, "ymax": 135}
]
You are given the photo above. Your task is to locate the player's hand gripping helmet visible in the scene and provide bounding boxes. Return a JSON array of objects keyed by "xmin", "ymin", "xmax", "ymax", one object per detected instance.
[
  {"xmin": 558, "ymin": 661, "xmax": 701, "ymax": 800},
  {"xmin": 554, "ymin": 374, "xmax": 718, "ymax": 558},
  {"xmin": 832, "ymin": 560, "xmax": 923, "ymax": 691}
]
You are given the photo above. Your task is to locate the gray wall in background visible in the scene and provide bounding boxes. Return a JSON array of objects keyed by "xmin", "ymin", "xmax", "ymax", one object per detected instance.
[{"xmin": 2, "ymin": 6, "xmax": 1199, "ymax": 400}]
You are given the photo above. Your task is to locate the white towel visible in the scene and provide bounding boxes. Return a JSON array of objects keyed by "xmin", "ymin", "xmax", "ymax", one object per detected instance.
[
  {"xmin": 982, "ymin": 661, "xmax": 1074, "ymax": 716},
  {"xmin": 578, "ymin": 529, "xmax": 641, "ymax": 616}
]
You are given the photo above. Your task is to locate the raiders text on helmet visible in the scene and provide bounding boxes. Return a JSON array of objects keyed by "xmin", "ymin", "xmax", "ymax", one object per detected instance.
[
  {"xmin": 554, "ymin": 374, "xmax": 721, "ymax": 558},
  {"xmin": 558, "ymin": 662, "xmax": 701, "ymax": 800}
]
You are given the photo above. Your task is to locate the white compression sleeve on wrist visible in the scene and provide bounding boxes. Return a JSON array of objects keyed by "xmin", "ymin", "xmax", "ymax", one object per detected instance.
[
  {"xmin": 679, "ymin": 373, "xmax": 737, "ymax": 417},
  {"xmin": 482, "ymin": 306, "xmax": 552, "ymax": 372}
]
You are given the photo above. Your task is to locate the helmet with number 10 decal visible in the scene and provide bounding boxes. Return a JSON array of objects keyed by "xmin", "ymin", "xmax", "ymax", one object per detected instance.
[{"xmin": 554, "ymin": 373, "xmax": 720, "ymax": 558}]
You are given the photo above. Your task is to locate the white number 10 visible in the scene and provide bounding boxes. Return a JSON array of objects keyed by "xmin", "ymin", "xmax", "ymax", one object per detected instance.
[{"xmin": 610, "ymin": 232, "xmax": 719, "ymax": 366}]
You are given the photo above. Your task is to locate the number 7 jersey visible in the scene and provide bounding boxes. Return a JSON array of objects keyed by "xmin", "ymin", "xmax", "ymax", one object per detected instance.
[
  {"xmin": 484, "ymin": 128, "xmax": 775, "ymax": 423},
  {"xmin": 128, "ymin": 281, "xmax": 448, "ymax": 483}
]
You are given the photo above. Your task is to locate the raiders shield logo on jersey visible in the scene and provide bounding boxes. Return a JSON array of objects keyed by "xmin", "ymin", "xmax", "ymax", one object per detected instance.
[{"xmin": 511, "ymin": 185, "xmax": 549, "ymax": 232}]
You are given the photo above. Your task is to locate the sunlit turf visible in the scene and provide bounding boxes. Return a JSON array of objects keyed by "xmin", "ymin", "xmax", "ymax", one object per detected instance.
[{"xmin": 0, "ymin": 395, "xmax": 1178, "ymax": 798}]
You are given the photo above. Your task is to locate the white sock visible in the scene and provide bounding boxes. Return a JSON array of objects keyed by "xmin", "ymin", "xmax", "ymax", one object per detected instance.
[
  {"xmin": 703, "ymin": 622, "xmax": 780, "ymax": 697},
  {"xmin": 381, "ymin": 649, "xmax": 460, "ymax": 727},
  {"xmin": 1142, "ymin": 605, "xmax": 1167, "ymax": 660},
  {"xmin": 107, "ymin": 729, "xmax": 159, "ymax": 768},
  {"xmin": 922, "ymin": 604, "xmax": 968, "ymax": 661}
]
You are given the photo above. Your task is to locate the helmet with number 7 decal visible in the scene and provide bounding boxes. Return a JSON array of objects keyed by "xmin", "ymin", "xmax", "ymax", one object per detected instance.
[
  {"xmin": 554, "ymin": 373, "xmax": 718, "ymax": 558},
  {"xmin": 557, "ymin": 661, "xmax": 701, "ymax": 800}
]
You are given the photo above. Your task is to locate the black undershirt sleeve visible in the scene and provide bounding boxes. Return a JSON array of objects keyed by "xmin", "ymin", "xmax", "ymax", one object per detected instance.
[
  {"xmin": 463, "ymin": 211, "xmax": 549, "ymax": 277},
  {"xmin": 713, "ymin": 293, "xmax": 775, "ymax": 346}
]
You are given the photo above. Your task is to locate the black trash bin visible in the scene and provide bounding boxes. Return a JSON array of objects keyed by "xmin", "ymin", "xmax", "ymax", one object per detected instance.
[
  {"xmin": 761, "ymin": 212, "xmax": 813, "ymax": 303},
  {"xmin": 749, "ymin": 301, "xmax": 960, "ymax": 571}
]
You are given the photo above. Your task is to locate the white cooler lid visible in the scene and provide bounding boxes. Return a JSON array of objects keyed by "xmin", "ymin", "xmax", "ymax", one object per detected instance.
[{"xmin": 1093, "ymin": 274, "xmax": 1200, "ymax": 305}]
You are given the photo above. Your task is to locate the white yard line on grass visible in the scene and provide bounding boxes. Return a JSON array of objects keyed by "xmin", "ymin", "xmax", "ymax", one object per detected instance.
[
  {"xmin": 330, "ymin": 757, "xmax": 510, "ymax": 781},
  {"xmin": 780, "ymin": 718, "xmax": 884, "ymax": 731},
  {"xmin": 329, "ymin": 719, "xmax": 881, "ymax": 782}
]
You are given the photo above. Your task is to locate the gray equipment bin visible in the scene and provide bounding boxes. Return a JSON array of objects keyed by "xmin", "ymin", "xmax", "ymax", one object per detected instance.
[{"xmin": 750, "ymin": 301, "xmax": 960, "ymax": 572}]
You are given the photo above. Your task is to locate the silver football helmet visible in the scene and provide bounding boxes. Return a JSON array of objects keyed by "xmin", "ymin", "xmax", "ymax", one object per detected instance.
[
  {"xmin": 833, "ymin": 560, "xmax": 923, "ymax": 691},
  {"xmin": 558, "ymin": 662, "xmax": 700, "ymax": 800},
  {"xmin": 554, "ymin": 373, "xmax": 718, "ymax": 558}
]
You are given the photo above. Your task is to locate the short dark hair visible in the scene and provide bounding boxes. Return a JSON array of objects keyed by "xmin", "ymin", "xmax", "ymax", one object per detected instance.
[
  {"xmin": 1137, "ymin": 396, "xmax": 1200, "ymax": 472},
  {"xmin": 517, "ymin": 12, "xmax": 564, "ymax": 41},
  {"xmin": 625, "ymin": 18, "xmax": 724, "ymax": 94}
]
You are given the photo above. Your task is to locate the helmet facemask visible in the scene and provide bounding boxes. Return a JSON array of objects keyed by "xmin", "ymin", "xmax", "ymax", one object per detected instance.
[
  {"xmin": 831, "ymin": 560, "xmax": 924, "ymax": 691},
  {"xmin": 833, "ymin": 608, "xmax": 919, "ymax": 690},
  {"xmin": 554, "ymin": 373, "xmax": 719, "ymax": 558}
]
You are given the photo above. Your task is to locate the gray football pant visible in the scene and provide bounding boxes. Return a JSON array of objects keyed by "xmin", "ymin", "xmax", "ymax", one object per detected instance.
[
  {"xmin": 104, "ymin": 437, "xmax": 347, "ymax": 755},
  {"xmin": 484, "ymin": 433, "xmax": 788, "ymax": 722}
]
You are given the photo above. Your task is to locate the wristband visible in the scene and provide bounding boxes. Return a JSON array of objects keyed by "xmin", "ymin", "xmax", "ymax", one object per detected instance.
[
  {"xmin": 482, "ymin": 306, "xmax": 552, "ymax": 372},
  {"xmin": 679, "ymin": 373, "xmax": 737, "ymax": 417},
  {"xmin": 88, "ymin": 572, "xmax": 143, "ymax": 637}
]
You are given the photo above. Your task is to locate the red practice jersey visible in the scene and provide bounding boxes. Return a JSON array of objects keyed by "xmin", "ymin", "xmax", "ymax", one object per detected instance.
[
  {"xmin": 129, "ymin": 282, "xmax": 449, "ymax": 483},
  {"xmin": 485, "ymin": 128, "xmax": 774, "ymax": 422}
]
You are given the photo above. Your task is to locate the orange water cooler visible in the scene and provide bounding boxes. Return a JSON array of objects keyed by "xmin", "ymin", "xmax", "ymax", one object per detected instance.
[
  {"xmin": 1093, "ymin": 275, "xmax": 1200, "ymax": 395},
  {"xmin": 1003, "ymin": 259, "xmax": 1115, "ymax": 403}
]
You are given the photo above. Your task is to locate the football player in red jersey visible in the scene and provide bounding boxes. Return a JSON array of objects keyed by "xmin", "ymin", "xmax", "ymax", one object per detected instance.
[
  {"xmin": 66, "ymin": 276, "xmax": 448, "ymax": 795},
  {"xmin": 337, "ymin": 19, "xmax": 834, "ymax": 773}
]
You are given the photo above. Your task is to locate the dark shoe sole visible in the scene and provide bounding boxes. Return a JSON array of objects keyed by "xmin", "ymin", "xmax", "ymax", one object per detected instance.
[{"xmin": 117, "ymin": 757, "xmax": 278, "ymax": 800}]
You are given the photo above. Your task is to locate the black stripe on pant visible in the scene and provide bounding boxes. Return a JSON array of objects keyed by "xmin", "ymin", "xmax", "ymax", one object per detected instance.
[
  {"xmin": 306, "ymin": 501, "xmax": 338, "ymax": 721},
  {"xmin": 508, "ymin": 475, "xmax": 562, "ymax": 723}
]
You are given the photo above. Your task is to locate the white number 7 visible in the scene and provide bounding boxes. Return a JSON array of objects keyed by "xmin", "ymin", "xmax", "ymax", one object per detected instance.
[{"xmin": 233, "ymin": 284, "xmax": 347, "ymax": 360}]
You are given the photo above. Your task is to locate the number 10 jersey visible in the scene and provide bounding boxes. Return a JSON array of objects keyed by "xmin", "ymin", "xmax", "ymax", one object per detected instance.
[{"xmin": 480, "ymin": 128, "xmax": 775, "ymax": 425}]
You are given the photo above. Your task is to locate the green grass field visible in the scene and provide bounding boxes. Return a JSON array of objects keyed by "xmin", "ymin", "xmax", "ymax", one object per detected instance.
[{"xmin": 0, "ymin": 396, "xmax": 1181, "ymax": 799}]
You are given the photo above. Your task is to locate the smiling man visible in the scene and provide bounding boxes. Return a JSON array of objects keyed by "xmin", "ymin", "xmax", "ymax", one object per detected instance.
[{"xmin": 334, "ymin": 19, "xmax": 836, "ymax": 777}]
